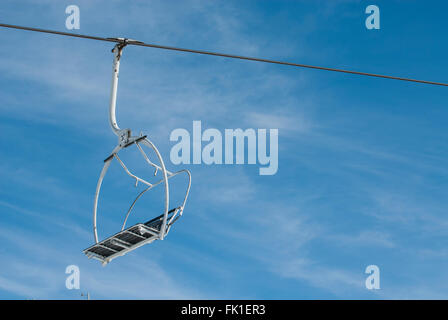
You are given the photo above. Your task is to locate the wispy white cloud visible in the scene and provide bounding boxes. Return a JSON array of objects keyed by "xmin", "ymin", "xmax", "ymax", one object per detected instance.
[
  {"xmin": 327, "ymin": 230, "xmax": 396, "ymax": 249},
  {"xmin": 275, "ymin": 258, "xmax": 364, "ymax": 295}
]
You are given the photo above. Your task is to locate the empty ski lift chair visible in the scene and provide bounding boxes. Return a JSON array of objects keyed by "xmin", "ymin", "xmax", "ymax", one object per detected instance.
[{"xmin": 83, "ymin": 40, "xmax": 191, "ymax": 265}]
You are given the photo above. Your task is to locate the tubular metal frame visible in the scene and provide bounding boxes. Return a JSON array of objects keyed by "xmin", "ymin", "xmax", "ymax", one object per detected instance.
[{"xmin": 88, "ymin": 41, "xmax": 191, "ymax": 263}]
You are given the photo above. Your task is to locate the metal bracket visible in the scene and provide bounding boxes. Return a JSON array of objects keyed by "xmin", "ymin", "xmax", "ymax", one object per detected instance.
[
  {"xmin": 117, "ymin": 128, "xmax": 131, "ymax": 147},
  {"xmin": 107, "ymin": 37, "xmax": 144, "ymax": 56}
]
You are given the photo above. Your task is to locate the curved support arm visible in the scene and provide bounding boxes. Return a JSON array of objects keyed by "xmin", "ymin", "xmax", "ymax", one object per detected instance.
[
  {"xmin": 113, "ymin": 153, "xmax": 153, "ymax": 188},
  {"xmin": 141, "ymin": 138, "xmax": 170, "ymax": 239},
  {"xmin": 93, "ymin": 146, "xmax": 121, "ymax": 243},
  {"xmin": 179, "ymin": 169, "xmax": 192, "ymax": 210},
  {"xmin": 92, "ymin": 137, "xmax": 171, "ymax": 243},
  {"xmin": 121, "ymin": 169, "xmax": 192, "ymax": 231},
  {"xmin": 93, "ymin": 161, "xmax": 111, "ymax": 243}
]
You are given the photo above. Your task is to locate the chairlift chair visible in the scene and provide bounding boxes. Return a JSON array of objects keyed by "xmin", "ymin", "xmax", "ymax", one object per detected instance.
[{"xmin": 83, "ymin": 40, "xmax": 191, "ymax": 265}]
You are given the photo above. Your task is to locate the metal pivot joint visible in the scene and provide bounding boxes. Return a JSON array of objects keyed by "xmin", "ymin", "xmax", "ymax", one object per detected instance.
[{"xmin": 84, "ymin": 40, "xmax": 191, "ymax": 266}]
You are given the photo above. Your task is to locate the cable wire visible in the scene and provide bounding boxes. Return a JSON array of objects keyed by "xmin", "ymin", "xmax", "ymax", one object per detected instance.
[{"xmin": 0, "ymin": 22, "xmax": 447, "ymax": 87}]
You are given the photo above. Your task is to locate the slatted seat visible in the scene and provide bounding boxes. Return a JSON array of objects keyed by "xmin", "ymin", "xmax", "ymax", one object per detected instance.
[{"xmin": 84, "ymin": 208, "xmax": 180, "ymax": 265}]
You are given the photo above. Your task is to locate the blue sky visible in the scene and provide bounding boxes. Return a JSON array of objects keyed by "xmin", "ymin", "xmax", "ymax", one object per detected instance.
[{"xmin": 0, "ymin": 0, "xmax": 448, "ymax": 299}]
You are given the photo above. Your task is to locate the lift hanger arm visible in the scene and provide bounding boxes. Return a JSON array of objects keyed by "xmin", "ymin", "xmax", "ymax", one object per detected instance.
[{"xmin": 109, "ymin": 42, "xmax": 128, "ymax": 136}]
